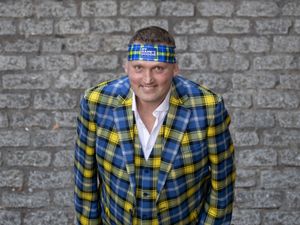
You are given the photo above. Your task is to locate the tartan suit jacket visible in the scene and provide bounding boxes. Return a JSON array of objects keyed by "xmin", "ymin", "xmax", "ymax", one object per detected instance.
[{"xmin": 74, "ymin": 75, "xmax": 235, "ymax": 225}]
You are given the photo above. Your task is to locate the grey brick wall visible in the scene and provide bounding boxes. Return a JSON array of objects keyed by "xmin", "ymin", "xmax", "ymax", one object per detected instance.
[{"xmin": 0, "ymin": 0, "xmax": 299, "ymax": 224}]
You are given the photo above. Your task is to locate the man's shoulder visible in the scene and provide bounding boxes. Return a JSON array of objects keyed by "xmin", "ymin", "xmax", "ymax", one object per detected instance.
[
  {"xmin": 174, "ymin": 76, "xmax": 222, "ymax": 104},
  {"xmin": 84, "ymin": 76, "xmax": 130, "ymax": 103}
]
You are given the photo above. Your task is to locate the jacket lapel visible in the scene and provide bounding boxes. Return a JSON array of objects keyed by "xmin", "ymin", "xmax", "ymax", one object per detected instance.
[
  {"xmin": 156, "ymin": 84, "xmax": 191, "ymax": 201},
  {"xmin": 113, "ymin": 87, "xmax": 137, "ymax": 201}
]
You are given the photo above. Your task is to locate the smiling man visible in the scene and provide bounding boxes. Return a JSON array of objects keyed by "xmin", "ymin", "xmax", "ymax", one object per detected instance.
[{"xmin": 74, "ymin": 26, "xmax": 235, "ymax": 225}]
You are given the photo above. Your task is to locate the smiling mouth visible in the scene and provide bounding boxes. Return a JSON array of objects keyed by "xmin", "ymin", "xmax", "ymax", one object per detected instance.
[
  {"xmin": 140, "ymin": 84, "xmax": 156, "ymax": 88},
  {"xmin": 140, "ymin": 86, "xmax": 157, "ymax": 92}
]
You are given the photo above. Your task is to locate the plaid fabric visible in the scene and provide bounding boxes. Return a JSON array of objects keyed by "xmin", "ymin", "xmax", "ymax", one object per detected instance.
[
  {"xmin": 133, "ymin": 124, "xmax": 162, "ymax": 224},
  {"xmin": 74, "ymin": 75, "xmax": 235, "ymax": 225},
  {"xmin": 128, "ymin": 44, "xmax": 176, "ymax": 63}
]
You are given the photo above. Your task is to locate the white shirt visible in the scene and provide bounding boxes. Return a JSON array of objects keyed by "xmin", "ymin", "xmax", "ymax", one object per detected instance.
[{"xmin": 132, "ymin": 90, "xmax": 170, "ymax": 160}]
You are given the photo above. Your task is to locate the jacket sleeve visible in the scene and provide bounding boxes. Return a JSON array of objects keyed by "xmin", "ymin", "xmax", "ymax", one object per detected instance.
[
  {"xmin": 198, "ymin": 97, "xmax": 236, "ymax": 225},
  {"xmin": 74, "ymin": 96, "xmax": 102, "ymax": 225}
]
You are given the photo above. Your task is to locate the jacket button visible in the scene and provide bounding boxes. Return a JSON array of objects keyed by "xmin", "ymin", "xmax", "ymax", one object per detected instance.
[
  {"xmin": 129, "ymin": 208, "xmax": 135, "ymax": 216},
  {"xmin": 142, "ymin": 214, "xmax": 150, "ymax": 219}
]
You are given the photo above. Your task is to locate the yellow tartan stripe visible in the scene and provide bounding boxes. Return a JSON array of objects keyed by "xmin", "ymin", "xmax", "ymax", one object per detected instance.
[
  {"xmin": 109, "ymin": 131, "xmax": 119, "ymax": 144},
  {"xmin": 75, "ymin": 186, "xmax": 98, "ymax": 201},
  {"xmin": 169, "ymin": 156, "xmax": 208, "ymax": 178},
  {"xmin": 79, "ymin": 215, "xmax": 100, "ymax": 225},
  {"xmin": 88, "ymin": 91, "xmax": 100, "ymax": 103},
  {"xmin": 211, "ymin": 169, "xmax": 236, "ymax": 190},
  {"xmin": 170, "ymin": 96, "xmax": 183, "ymax": 105},
  {"xmin": 181, "ymin": 132, "xmax": 189, "ymax": 145},
  {"xmin": 158, "ymin": 176, "xmax": 209, "ymax": 212},
  {"xmin": 86, "ymin": 146, "xmax": 95, "ymax": 155},
  {"xmin": 103, "ymin": 159, "xmax": 112, "ymax": 172},
  {"xmin": 124, "ymin": 201, "xmax": 133, "ymax": 213},
  {"xmin": 184, "ymin": 164, "xmax": 195, "ymax": 174},
  {"xmin": 122, "ymin": 98, "xmax": 132, "ymax": 106},
  {"xmin": 79, "ymin": 215, "xmax": 89, "ymax": 225},
  {"xmin": 207, "ymin": 115, "xmax": 231, "ymax": 137},
  {"xmin": 209, "ymin": 144, "xmax": 234, "ymax": 164},
  {"xmin": 164, "ymin": 126, "xmax": 171, "ymax": 139},
  {"xmin": 206, "ymin": 202, "xmax": 234, "ymax": 218},
  {"xmin": 189, "ymin": 210, "xmax": 198, "ymax": 221},
  {"xmin": 134, "ymin": 155, "xmax": 161, "ymax": 168},
  {"xmin": 83, "ymin": 168, "xmax": 95, "ymax": 178},
  {"xmin": 208, "ymin": 206, "xmax": 218, "ymax": 218},
  {"xmin": 88, "ymin": 121, "xmax": 96, "ymax": 132},
  {"xmin": 76, "ymin": 140, "xmax": 96, "ymax": 157},
  {"xmin": 204, "ymin": 95, "xmax": 217, "ymax": 105},
  {"xmin": 133, "ymin": 217, "xmax": 159, "ymax": 225},
  {"xmin": 74, "ymin": 157, "xmax": 95, "ymax": 173},
  {"xmin": 158, "ymin": 200, "xmax": 169, "ymax": 211},
  {"xmin": 77, "ymin": 115, "xmax": 90, "ymax": 131}
]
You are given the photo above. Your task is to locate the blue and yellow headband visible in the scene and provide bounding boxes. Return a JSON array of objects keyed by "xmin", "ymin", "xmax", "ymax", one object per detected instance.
[{"xmin": 128, "ymin": 44, "xmax": 176, "ymax": 63}]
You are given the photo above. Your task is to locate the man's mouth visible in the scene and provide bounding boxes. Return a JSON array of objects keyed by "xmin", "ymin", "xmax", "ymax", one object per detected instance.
[{"xmin": 141, "ymin": 84, "xmax": 156, "ymax": 88}]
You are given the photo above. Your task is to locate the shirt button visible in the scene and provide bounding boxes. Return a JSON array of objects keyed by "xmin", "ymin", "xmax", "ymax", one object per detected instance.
[{"xmin": 143, "ymin": 192, "xmax": 149, "ymax": 197}]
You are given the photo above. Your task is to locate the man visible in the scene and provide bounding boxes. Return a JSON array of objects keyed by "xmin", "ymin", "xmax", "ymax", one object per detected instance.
[{"xmin": 74, "ymin": 26, "xmax": 235, "ymax": 225}]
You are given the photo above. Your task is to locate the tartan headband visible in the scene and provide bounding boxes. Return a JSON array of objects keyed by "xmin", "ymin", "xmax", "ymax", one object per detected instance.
[{"xmin": 128, "ymin": 44, "xmax": 176, "ymax": 63}]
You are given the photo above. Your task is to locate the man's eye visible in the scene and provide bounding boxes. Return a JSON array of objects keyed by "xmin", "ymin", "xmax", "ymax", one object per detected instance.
[
  {"xmin": 134, "ymin": 65, "xmax": 142, "ymax": 71},
  {"xmin": 154, "ymin": 66, "xmax": 163, "ymax": 72}
]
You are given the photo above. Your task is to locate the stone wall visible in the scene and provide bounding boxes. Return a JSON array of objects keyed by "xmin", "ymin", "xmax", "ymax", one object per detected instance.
[{"xmin": 0, "ymin": 0, "xmax": 299, "ymax": 224}]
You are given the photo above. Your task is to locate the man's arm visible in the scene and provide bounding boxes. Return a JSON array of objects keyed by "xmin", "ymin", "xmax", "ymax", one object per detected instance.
[
  {"xmin": 198, "ymin": 97, "xmax": 236, "ymax": 225},
  {"xmin": 74, "ymin": 96, "xmax": 101, "ymax": 225}
]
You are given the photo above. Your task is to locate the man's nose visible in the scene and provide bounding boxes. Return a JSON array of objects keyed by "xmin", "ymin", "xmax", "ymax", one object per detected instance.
[{"xmin": 143, "ymin": 69, "xmax": 153, "ymax": 83}]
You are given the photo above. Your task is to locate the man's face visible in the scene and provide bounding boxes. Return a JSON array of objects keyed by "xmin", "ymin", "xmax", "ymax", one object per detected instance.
[{"xmin": 125, "ymin": 60, "xmax": 179, "ymax": 108}]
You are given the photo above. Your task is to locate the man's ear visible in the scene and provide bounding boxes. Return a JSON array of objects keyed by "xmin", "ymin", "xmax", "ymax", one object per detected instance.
[
  {"xmin": 173, "ymin": 63, "xmax": 179, "ymax": 76},
  {"xmin": 123, "ymin": 59, "xmax": 128, "ymax": 74}
]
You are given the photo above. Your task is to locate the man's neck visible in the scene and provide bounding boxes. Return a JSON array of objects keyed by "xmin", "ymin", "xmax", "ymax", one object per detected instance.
[
  {"xmin": 136, "ymin": 101, "xmax": 157, "ymax": 132},
  {"xmin": 136, "ymin": 100, "xmax": 159, "ymax": 115},
  {"xmin": 132, "ymin": 89, "xmax": 171, "ymax": 132}
]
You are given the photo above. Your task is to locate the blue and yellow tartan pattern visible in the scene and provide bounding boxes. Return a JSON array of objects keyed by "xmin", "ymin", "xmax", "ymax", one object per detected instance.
[
  {"xmin": 133, "ymin": 123, "xmax": 162, "ymax": 224},
  {"xmin": 128, "ymin": 44, "xmax": 176, "ymax": 63},
  {"xmin": 74, "ymin": 75, "xmax": 235, "ymax": 225}
]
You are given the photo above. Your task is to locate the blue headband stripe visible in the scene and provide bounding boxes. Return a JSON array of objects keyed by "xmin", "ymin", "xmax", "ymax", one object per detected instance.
[{"xmin": 128, "ymin": 44, "xmax": 176, "ymax": 63}]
